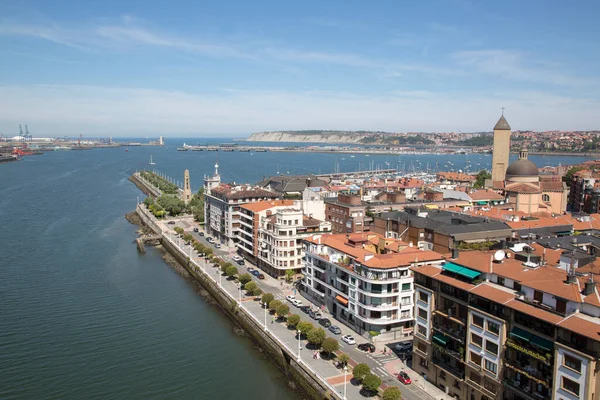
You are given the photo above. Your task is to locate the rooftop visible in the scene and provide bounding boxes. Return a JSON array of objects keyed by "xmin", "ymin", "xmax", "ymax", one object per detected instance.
[
  {"xmin": 240, "ymin": 199, "xmax": 295, "ymax": 213},
  {"xmin": 211, "ymin": 184, "xmax": 279, "ymax": 200}
]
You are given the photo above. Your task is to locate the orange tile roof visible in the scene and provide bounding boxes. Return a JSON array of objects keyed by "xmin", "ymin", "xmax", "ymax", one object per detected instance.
[
  {"xmin": 359, "ymin": 250, "xmax": 443, "ymax": 269},
  {"xmin": 469, "ymin": 189, "xmax": 505, "ymax": 201},
  {"xmin": 558, "ymin": 314, "xmax": 600, "ymax": 341},
  {"xmin": 505, "ymin": 182, "xmax": 542, "ymax": 194},
  {"xmin": 504, "ymin": 299, "xmax": 565, "ymax": 325},
  {"xmin": 240, "ymin": 200, "xmax": 295, "ymax": 213},
  {"xmin": 449, "ymin": 251, "xmax": 493, "ymax": 273},
  {"xmin": 412, "ymin": 264, "xmax": 476, "ymax": 291},
  {"xmin": 469, "ymin": 283, "xmax": 514, "ymax": 304},
  {"xmin": 529, "ymin": 243, "xmax": 562, "ymax": 267}
]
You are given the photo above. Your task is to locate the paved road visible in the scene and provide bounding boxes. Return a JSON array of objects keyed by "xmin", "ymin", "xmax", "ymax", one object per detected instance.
[{"xmin": 163, "ymin": 217, "xmax": 447, "ymax": 400}]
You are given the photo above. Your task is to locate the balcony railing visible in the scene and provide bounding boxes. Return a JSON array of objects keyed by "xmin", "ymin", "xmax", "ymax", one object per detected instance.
[
  {"xmin": 504, "ymin": 361, "xmax": 551, "ymax": 388},
  {"xmin": 432, "ymin": 343, "xmax": 464, "ymax": 362},
  {"xmin": 505, "ymin": 339, "xmax": 552, "ymax": 366},
  {"xmin": 433, "ymin": 308, "xmax": 467, "ymax": 325},
  {"xmin": 503, "ymin": 378, "xmax": 551, "ymax": 400},
  {"xmin": 432, "ymin": 357, "xmax": 465, "ymax": 380},
  {"xmin": 556, "ymin": 336, "xmax": 599, "ymax": 358},
  {"xmin": 432, "ymin": 325, "xmax": 466, "ymax": 344}
]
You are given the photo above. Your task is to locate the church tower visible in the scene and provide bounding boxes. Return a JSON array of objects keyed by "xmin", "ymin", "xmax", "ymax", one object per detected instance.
[
  {"xmin": 491, "ymin": 112, "xmax": 512, "ymax": 183},
  {"xmin": 203, "ymin": 162, "xmax": 221, "ymax": 195},
  {"xmin": 183, "ymin": 169, "xmax": 192, "ymax": 204}
]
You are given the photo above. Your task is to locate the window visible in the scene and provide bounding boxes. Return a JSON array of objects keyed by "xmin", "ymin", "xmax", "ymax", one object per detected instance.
[
  {"xmin": 564, "ymin": 354, "xmax": 582, "ymax": 373},
  {"xmin": 542, "ymin": 194, "xmax": 550, "ymax": 202},
  {"xmin": 471, "ymin": 333, "xmax": 483, "ymax": 348},
  {"xmin": 487, "ymin": 321, "xmax": 499, "ymax": 336},
  {"xmin": 419, "ymin": 291, "xmax": 428, "ymax": 303},
  {"xmin": 483, "ymin": 379, "xmax": 497, "ymax": 394},
  {"xmin": 402, "ymin": 283, "xmax": 411, "ymax": 291},
  {"xmin": 472, "ymin": 315, "xmax": 484, "ymax": 328},
  {"xmin": 469, "ymin": 371, "xmax": 481, "ymax": 385},
  {"xmin": 485, "ymin": 340, "xmax": 499, "ymax": 355},
  {"xmin": 561, "ymin": 377, "xmax": 580, "ymax": 396},
  {"xmin": 418, "ymin": 308, "xmax": 428, "ymax": 320},
  {"xmin": 401, "ymin": 310, "xmax": 411, "ymax": 319},
  {"xmin": 470, "ymin": 351, "xmax": 482, "ymax": 366},
  {"xmin": 417, "ymin": 324, "xmax": 427, "ymax": 337},
  {"xmin": 419, "ymin": 356, "xmax": 429, "ymax": 369},
  {"xmin": 484, "ymin": 359, "xmax": 497, "ymax": 374},
  {"xmin": 417, "ymin": 341, "xmax": 427, "ymax": 354},
  {"xmin": 497, "ymin": 277, "xmax": 505, "ymax": 286},
  {"xmin": 439, "ymin": 370, "xmax": 446, "ymax": 380},
  {"xmin": 401, "ymin": 296, "xmax": 411, "ymax": 305}
]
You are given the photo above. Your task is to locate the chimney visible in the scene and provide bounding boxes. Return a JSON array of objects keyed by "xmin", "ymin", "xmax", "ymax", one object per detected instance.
[
  {"xmin": 583, "ymin": 273, "xmax": 596, "ymax": 296},
  {"xmin": 452, "ymin": 248, "xmax": 459, "ymax": 259}
]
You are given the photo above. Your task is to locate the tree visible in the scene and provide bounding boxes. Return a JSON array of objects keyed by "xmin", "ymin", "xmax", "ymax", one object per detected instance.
[
  {"xmin": 565, "ymin": 166, "xmax": 584, "ymax": 185},
  {"xmin": 287, "ymin": 314, "xmax": 301, "ymax": 328},
  {"xmin": 244, "ymin": 281, "xmax": 258, "ymax": 294},
  {"xmin": 473, "ymin": 169, "xmax": 492, "ymax": 188},
  {"xmin": 352, "ymin": 363, "xmax": 370, "ymax": 382},
  {"xmin": 269, "ymin": 300, "xmax": 282, "ymax": 313},
  {"xmin": 143, "ymin": 197, "xmax": 154, "ymax": 208},
  {"xmin": 238, "ymin": 273, "xmax": 252, "ymax": 286},
  {"xmin": 297, "ymin": 321, "xmax": 314, "ymax": 336},
  {"xmin": 362, "ymin": 373, "xmax": 381, "ymax": 394},
  {"xmin": 321, "ymin": 337, "xmax": 339, "ymax": 355},
  {"xmin": 285, "ymin": 269, "xmax": 295, "ymax": 282},
  {"xmin": 183, "ymin": 234, "xmax": 193, "ymax": 243},
  {"xmin": 338, "ymin": 353, "xmax": 349, "ymax": 367},
  {"xmin": 382, "ymin": 387, "xmax": 401, "ymax": 400},
  {"xmin": 157, "ymin": 195, "xmax": 185, "ymax": 216},
  {"xmin": 307, "ymin": 327, "xmax": 327, "ymax": 347},
  {"xmin": 226, "ymin": 265, "xmax": 238, "ymax": 278},
  {"xmin": 276, "ymin": 304, "xmax": 290, "ymax": 319},
  {"xmin": 221, "ymin": 262, "xmax": 231, "ymax": 274},
  {"xmin": 252, "ymin": 287, "xmax": 262, "ymax": 297},
  {"xmin": 262, "ymin": 293, "xmax": 274, "ymax": 306}
]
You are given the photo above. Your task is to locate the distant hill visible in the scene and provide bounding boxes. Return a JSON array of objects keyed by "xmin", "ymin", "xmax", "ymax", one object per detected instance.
[{"xmin": 245, "ymin": 130, "xmax": 434, "ymax": 145}]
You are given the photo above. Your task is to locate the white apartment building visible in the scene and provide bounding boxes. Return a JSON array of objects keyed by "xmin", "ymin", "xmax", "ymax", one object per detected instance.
[{"xmin": 301, "ymin": 233, "xmax": 444, "ymax": 341}]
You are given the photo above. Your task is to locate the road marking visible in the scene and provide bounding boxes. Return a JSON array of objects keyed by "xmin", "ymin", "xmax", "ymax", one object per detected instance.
[{"xmin": 377, "ymin": 367, "xmax": 390, "ymax": 376}]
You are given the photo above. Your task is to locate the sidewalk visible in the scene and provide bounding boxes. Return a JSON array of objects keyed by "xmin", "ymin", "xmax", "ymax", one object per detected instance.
[{"xmin": 384, "ymin": 359, "xmax": 454, "ymax": 400}]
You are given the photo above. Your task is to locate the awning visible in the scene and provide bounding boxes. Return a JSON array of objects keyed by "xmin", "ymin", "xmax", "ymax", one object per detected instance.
[
  {"xmin": 477, "ymin": 201, "xmax": 488, "ymax": 205},
  {"xmin": 433, "ymin": 332, "xmax": 449, "ymax": 346},
  {"xmin": 556, "ymin": 231, "xmax": 572, "ymax": 236},
  {"xmin": 510, "ymin": 327, "xmax": 532, "ymax": 342},
  {"xmin": 442, "ymin": 262, "xmax": 481, "ymax": 280},
  {"xmin": 530, "ymin": 335, "xmax": 553, "ymax": 352},
  {"xmin": 335, "ymin": 295, "xmax": 349, "ymax": 306},
  {"xmin": 425, "ymin": 204, "xmax": 439, "ymax": 210}
]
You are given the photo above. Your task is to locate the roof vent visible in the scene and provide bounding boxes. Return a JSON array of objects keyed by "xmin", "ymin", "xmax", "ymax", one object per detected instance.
[{"xmin": 583, "ymin": 273, "xmax": 596, "ymax": 296}]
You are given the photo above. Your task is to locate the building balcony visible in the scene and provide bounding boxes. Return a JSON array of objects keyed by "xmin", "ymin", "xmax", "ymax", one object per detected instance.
[
  {"xmin": 432, "ymin": 324, "xmax": 466, "ymax": 344},
  {"xmin": 358, "ymin": 299, "xmax": 398, "ymax": 311},
  {"xmin": 433, "ymin": 308, "xmax": 467, "ymax": 325},
  {"xmin": 556, "ymin": 336, "xmax": 599, "ymax": 358},
  {"xmin": 432, "ymin": 341, "xmax": 464, "ymax": 363},
  {"xmin": 432, "ymin": 357, "xmax": 465, "ymax": 380},
  {"xmin": 503, "ymin": 376, "xmax": 551, "ymax": 400},
  {"xmin": 356, "ymin": 286, "xmax": 399, "ymax": 297},
  {"xmin": 505, "ymin": 338, "xmax": 552, "ymax": 366},
  {"xmin": 504, "ymin": 361, "xmax": 551, "ymax": 389},
  {"xmin": 355, "ymin": 313, "xmax": 404, "ymax": 325}
]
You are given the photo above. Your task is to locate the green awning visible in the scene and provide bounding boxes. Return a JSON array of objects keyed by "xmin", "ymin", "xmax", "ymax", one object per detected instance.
[
  {"xmin": 442, "ymin": 262, "xmax": 482, "ymax": 280},
  {"xmin": 433, "ymin": 333, "xmax": 449, "ymax": 346},
  {"xmin": 530, "ymin": 335, "xmax": 553, "ymax": 352},
  {"xmin": 477, "ymin": 201, "xmax": 488, "ymax": 205},
  {"xmin": 556, "ymin": 231, "xmax": 572, "ymax": 236},
  {"xmin": 510, "ymin": 327, "xmax": 532, "ymax": 342}
]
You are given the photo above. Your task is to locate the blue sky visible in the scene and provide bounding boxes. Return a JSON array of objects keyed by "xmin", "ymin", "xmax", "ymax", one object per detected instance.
[{"xmin": 1, "ymin": 0, "xmax": 599, "ymax": 137}]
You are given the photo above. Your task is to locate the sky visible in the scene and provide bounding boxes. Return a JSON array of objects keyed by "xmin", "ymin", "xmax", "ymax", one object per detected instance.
[{"xmin": 1, "ymin": 0, "xmax": 599, "ymax": 137}]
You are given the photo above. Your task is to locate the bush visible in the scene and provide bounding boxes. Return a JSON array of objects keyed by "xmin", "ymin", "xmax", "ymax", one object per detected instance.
[
  {"xmin": 285, "ymin": 269, "xmax": 295, "ymax": 282},
  {"xmin": 362, "ymin": 373, "xmax": 381, "ymax": 393},
  {"xmin": 338, "ymin": 353, "xmax": 349, "ymax": 367},
  {"xmin": 382, "ymin": 386, "xmax": 401, "ymax": 400},
  {"xmin": 352, "ymin": 363, "xmax": 370, "ymax": 382},
  {"xmin": 252, "ymin": 287, "xmax": 262, "ymax": 297},
  {"xmin": 269, "ymin": 300, "xmax": 282, "ymax": 312},
  {"xmin": 276, "ymin": 304, "xmax": 290, "ymax": 318},
  {"xmin": 287, "ymin": 314, "xmax": 301, "ymax": 328},
  {"xmin": 183, "ymin": 234, "xmax": 193, "ymax": 243},
  {"xmin": 238, "ymin": 273, "xmax": 252, "ymax": 285},
  {"xmin": 244, "ymin": 281, "xmax": 258, "ymax": 293},
  {"xmin": 297, "ymin": 321, "xmax": 314, "ymax": 336},
  {"xmin": 225, "ymin": 265, "xmax": 238, "ymax": 278},
  {"xmin": 262, "ymin": 293, "xmax": 274, "ymax": 306},
  {"xmin": 307, "ymin": 327, "xmax": 327, "ymax": 347},
  {"xmin": 321, "ymin": 337, "xmax": 339, "ymax": 355},
  {"xmin": 369, "ymin": 330, "xmax": 379, "ymax": 337}
]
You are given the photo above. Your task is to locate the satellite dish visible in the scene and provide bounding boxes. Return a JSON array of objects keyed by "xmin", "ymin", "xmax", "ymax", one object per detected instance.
[{"xmin": 494, "ymin": 250, "xmax": 506, "ymax": 261}]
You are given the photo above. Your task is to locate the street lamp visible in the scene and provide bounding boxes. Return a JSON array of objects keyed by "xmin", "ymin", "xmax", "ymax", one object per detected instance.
[
  {"xmin": 264, "ymin": 301, "xmax": 267, "ymax": 330},
  {"xmin": 238, "ymin": 283, "xmax": 242, "ymax": 305},
  {"xmin": 297, "ymin": 330, "xmax": 302, "ymax": 360},
  {"xmin": 343, "ymin": 366, "xmax": 348, "ymax": 400}
]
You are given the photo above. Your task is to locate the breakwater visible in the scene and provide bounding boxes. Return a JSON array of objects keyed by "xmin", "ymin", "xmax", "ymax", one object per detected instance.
[{"xmin": 134, "ymin": 203, "xmax": 342, "ymax": 400}]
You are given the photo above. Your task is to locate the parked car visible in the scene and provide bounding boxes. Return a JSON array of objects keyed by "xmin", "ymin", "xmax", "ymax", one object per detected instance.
[
  {"xmin": 341, "ymin": 335, "xmax": 356, "ymax": 345},
  {"xmin": 193, "ymin": 228, "xmax": 199, "ymax": 232},
  {"xmin": 309, "ymin": 310, "xmax": 322, "ymax": 320},
  {"xmin": 215, "ymin": 243, "xmax": 221, "ymax": 248},
  {"xmin": 285, "ymin": 295, "xmax": 296, "ymax": 303},
  {"xmin": 397, "ymin": 371, "xmax": 412, "ymax": 385},
  {"xmin": 232, "ymin": 255, "xmax": 241, "ymax": 262},
  {"xmin": 395, "ymin": 341, "xmax": 413, "ymax": 352},
  {"xmin": 291, "ymin": 299, "xmax": 303, "ymax": 307},
  {"xmin": 167, "ymin": 221, "xmax": 175, "ymax": 225},
  {"xmin": 319, "ymin": 318, "xmax": 331, "ymax": 328},
  {"xmin": 199, "ymin": 231, "xmax": 204, "ymax": 236},
  {"xmin": 257, "ymin": 273, "xmax": 265, "ymax": 280},
  {"xmin": 251, "ymin": 270, "xmax": 260, "ymax": 277},
  {"xmin": 329, "ymin": 325, "xmax": 342, "ymax": 335},
  {"xmin": 207, "ymin": 237, "xmax": 214, "ymax": 243},
  {"xmin": 299, "ymin": 305, "xmax": 311, "ymax": 314},
  {"xmin": 357, "ymin": 343, "xmax": 376, "ymax": 353},
  {"xmin": 236, "ymin": 259, "xmax": 245, "ymax": 266}
]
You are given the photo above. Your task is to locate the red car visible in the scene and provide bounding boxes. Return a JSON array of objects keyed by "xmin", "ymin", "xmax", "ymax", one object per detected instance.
[
  {"xmin": 258, "ymin": 273, "xmax": 265, "ymax": 279},
  {"xmin": 397, "ymin": 371, "xmax": 411, "ymax": 385}
]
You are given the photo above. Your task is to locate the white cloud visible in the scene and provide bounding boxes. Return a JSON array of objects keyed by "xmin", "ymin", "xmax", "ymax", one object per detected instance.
[{"xmin": 0, "ymin": 84, "xmax": 597, "ymax": 136}]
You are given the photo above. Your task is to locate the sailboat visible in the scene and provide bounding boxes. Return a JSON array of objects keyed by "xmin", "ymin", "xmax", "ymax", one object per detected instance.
[{"xmin": 149, "ymin": 155, "xmax": 155, "ymax": 165}]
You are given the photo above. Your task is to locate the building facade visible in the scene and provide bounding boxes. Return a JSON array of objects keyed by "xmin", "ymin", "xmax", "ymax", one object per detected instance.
[{"xmin": 301, "ymin": 233, "xmax": 444, "ymax": 341}]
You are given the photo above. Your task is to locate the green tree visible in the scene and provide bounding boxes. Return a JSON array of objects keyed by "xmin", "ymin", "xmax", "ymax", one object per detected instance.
[
  {"xmin": 362, "ymin": 373, "xmax": 381, "ymax": 394},
  {"xmin": 262, "ymin": 293, "xmax": 274, "ymax": 306},
  {"xmin": 225, "ymin": 265, "xmax": 238, "ymax": 278},
  {"xmin": 251, "ymin": 287, "xmax": 262, "ymax": 297},
  {"xmin": 238, "ymin": 273, "xmax": 252, "ymax": 286},
  {"xmin": 183, "ymin": 233, "xmax": 193, "ymax": 243},
  {"xmin": 297, "ymin": 321, "xmax": 314, "ymax": 336},
  {"xmin": 285, "ymin": 269, "xmax": 295, "ymax": 282},
  {"xmin": 143, "ymin": 197, "xmax": 154, "ymax": 208},
  {"xmin": 157, "ymin": 195, "xmax": 186, "ymax": 216},
  {"xmin": 338, "ymin": 353, "xmax": 349, "ymax": 367},
  {"xmin": 269, "ymin": 300, "xmax": 282, "ymax": 313},
  {"xmin": 244, "ymin": 281, "xmax": 258, "ymax": 294},
  {"xmin": 473, "ymin": 169, "xmax": 492, "ymax": 188},
  {"xmin": 321, "ymin": 337, "xmax": 339, "ymax": 356},
  {"xmin": 382, "ymin": 387, "xmax": 402, "ymax": 400},
  {"xmin": 221, "ymin": 262, "xmax": 231, "ymax": 274},
  {"xmin": 287, "ymin": 314, "xmax": 301, "ymax": 328},
  {"xmin": 276, "ymin": 304, "xmax": 290, "ymax": 319},
  {"xmin": 307, "ymin": 327, "xmax": 327, "ymax": 347},
  {"xmin": 565, "ymin": 166, "xmax": 584, "ymax": 185},
  {"xmin": 352, "ymin": 363, "xmax": 370, "ymax": 382}
]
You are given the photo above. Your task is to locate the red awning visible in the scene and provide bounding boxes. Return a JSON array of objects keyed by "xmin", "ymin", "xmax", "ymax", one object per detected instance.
[{"xmin": 335, "ymin": 295, "xmax": 349, "ymax": 306}]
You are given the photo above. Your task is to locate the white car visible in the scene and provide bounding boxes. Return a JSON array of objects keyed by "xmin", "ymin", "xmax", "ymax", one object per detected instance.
[
  {"xmin": 232, "ymin": 255, "xmax": 242, "ymax": 262},
  {"xmin": 342, "ymin": 335, "xmax": 356, "ymax": 345},
  {"xmin": 291, "ymin": 299, "xmax": 303, "ymax": 307},
  {"xmin": 285, "ymin": 295, "xmax": 296, "ymax": 303}
]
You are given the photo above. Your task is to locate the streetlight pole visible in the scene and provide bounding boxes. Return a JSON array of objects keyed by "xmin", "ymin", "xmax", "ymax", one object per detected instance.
[
  {"xmin": 297, "ymin": 330, "xmax": 302, "ymax": 361},
  {"xmin": 264, "ymin": 302, "xmax": 267, "ymax": 330},
  {"xmin": 343, "ymin": 366, "xmax": 348, "ymax": 400},
  {"xmin": 238, "ymin": 283, "xmax": 242, "ymax": 305}
]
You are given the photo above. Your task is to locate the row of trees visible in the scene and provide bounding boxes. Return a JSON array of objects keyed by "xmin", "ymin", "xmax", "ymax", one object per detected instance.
[
  {"xmin": 140, "ymin": 170, "xmax": 179, "ymax": 194},
  {"xmin": 144, "ymin": 196, "xmax": 186, "ymax": 217}
]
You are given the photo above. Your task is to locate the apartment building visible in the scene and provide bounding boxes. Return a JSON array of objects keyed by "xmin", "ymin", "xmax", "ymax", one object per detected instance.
[
  {"xmin": 237, "ymin": 200, "xmax": 331, "ymax": 278},
  {"xmin": 302, "ymin": 233, "xmax": 444, "ymax": 340},
  {"xmin": 569, "ymin": 170, "xmax": 600, "ymax": 213},
  {"xmin": 411, "ymin": 249, "xmax": 600, "ymax": 400},
  {"xmin": 203, "ymin": 164, "xmax": 279, "ymax": 247}
]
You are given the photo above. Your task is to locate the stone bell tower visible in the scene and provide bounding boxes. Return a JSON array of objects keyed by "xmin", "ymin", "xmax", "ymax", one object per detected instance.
[{"xmin": 183, "ymin": 169, "xmax": 192, "ymax": 204}]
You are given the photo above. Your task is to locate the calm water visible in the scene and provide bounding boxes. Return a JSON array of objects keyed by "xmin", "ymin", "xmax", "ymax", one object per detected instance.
[{"xmin": 0, "ymin": 140, "xmax": 592, "ymax": 399}]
